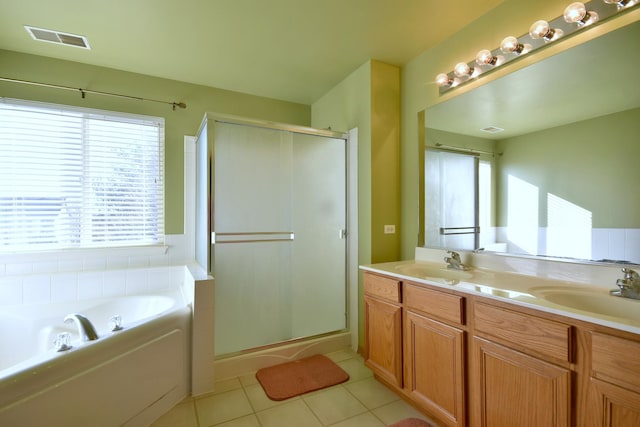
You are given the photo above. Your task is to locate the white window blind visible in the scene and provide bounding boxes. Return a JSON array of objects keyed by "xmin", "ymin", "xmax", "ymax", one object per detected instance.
[{"xmin": 0, "ymin": 98, "xmax": 164, "ymax": 252}]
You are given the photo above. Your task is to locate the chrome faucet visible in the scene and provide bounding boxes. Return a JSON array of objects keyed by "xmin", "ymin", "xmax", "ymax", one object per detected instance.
[
  {"xmin": 64, "ymin": 313, "xmax": 99, "ymax": 341},
  {"xmin": 610, "ymin": 268, "xmax": 640, "ymax": 300},
  {"xmin": 444, "ymin": 250, "xmax": 469, "ymax": 271}
]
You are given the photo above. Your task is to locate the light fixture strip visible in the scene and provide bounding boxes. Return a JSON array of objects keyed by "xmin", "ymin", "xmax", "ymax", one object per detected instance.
[{"xmin": 437, "ymin": 0, "xmax": 638, "ymax": 94}]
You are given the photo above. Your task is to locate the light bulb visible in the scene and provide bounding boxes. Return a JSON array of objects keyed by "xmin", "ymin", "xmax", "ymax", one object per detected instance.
[
  {"xmin": 435, "ymin": 73, "xmax": 452, "ymax": 87},
  {"xmin": 500, "ymin": 36, "xmax": 531, "ymax": 55},
  {"xmin": 529, "ymin": 20, "xmax": 563, "ymax": 41},
  {"xmin": 476, "ymin": 49, "xmax": 497, "ymax": 66},
  {"xmin": 564, "ymin": 2, "xmax": 599, "ymax": 25},
  {"xmin": 603, "ymin": 0, "xmax": 636, "ymax": 7},
  {"xmin": 454, "ymin": 62, "xmax": 473, "ymax": 78}
]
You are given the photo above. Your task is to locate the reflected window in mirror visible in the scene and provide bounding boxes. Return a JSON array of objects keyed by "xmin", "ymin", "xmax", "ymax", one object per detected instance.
[{"xmin": 424, "ymin": 149, "xmax": 494, "ymax": 252}]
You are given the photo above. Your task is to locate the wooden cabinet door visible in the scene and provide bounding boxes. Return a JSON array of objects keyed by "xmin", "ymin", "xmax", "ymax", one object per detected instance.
[
  {"xmin": 405, "ymin": 310, "xmax": 465, "ymax": 427},
  {"xmin": 592, "ymin": 379, "xmax": 640, "ymax": 426},
  {"xmin": 364, "ymin": 295, "xmax": 403, "ymax": 387},
  {"xmin": 471, "ymin": 337, "xmax": 571, "ymax": 427}
]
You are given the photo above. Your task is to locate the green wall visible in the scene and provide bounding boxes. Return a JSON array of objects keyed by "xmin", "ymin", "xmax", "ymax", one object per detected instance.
[
  {"xmin": 312, "ymin": 60, "xmax": 372, "ymax": 270},
  {"xmin": 400, "ymin": 0, "xmax": 639, "ymax": 259},
  {"xmin": 312, "ymin": 60, "xmax": 400, "ymax": 350},
  {"xmin": 0, "ymin": 49, "xmax": 310, "ymax": 235},
  {"xmin": 496, "ymin": 107, "xmax": 640, "ymax": 228}
]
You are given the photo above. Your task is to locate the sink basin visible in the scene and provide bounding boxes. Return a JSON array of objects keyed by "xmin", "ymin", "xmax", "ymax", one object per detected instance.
[
  {"xmin": 393, "ymin": 264, "xmax": 473, "ymax": 282},
  {"xmin": 534, "ymin": 287, "xmax": 640, "ymax": 322}
]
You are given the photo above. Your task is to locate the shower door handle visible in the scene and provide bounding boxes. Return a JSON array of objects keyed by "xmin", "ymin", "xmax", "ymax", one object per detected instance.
[{"xmin": 212, "ymin": 231, "xmax": 295, "ymax": 244}]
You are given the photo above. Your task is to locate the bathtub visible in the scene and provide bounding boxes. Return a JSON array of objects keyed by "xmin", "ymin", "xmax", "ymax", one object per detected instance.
[{"xmin": 0, "ymin": 289, "xmax": 191, "ymax": 427}]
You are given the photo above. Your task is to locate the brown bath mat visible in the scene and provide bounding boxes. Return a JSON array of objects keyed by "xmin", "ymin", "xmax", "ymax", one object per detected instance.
[
  {"xmin": 388, "ymin": 418, "xmax": 437, "ymax": 427},
  {"xmin": 255, "ymin": 354, "xmax": 349, "ymax": 401}
]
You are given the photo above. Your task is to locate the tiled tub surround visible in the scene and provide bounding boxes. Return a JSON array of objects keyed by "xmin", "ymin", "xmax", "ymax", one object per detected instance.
[
  {"xmin": 0, "ymin": 233, "xmax": 191, "ymax": 305},
  {"xmin": 364, "ymin": 247, "xmax": 640, "ymax": 335}
]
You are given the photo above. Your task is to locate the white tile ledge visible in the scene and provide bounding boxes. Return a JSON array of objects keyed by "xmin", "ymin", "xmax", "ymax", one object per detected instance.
[{"xmin": 0, "ymin": 244, "xmax": 168, "ymax": 264}]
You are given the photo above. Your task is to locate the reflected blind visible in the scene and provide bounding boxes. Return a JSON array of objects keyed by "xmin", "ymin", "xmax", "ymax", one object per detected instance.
[{"xmin": 0, "ymin": 99, "xmax": 164, "ymax": 252}]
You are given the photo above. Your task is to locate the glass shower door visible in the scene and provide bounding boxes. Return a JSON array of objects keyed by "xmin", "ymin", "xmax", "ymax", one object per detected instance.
[
  {"xmin": 211, "ymin": 121, "xmax": 346, "ymax": 356},
  {"xmin": 425, "ymin": 150, "xmax": 479, "ymax": 250}
]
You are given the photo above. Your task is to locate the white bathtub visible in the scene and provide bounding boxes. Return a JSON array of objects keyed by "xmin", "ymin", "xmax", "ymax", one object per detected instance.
[{"xmin": 0, "ymin": 290, "xmax": 192, "ymax": 427}]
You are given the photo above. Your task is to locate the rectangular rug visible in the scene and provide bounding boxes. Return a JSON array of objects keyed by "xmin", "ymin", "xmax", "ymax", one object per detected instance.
[
  {"xmin": 388, "ymin": 418, "xmax": 437, "ymax": 427},
  {"xmin": 255, "ymin": 354, "xmax": 350, "ymax": 401}
]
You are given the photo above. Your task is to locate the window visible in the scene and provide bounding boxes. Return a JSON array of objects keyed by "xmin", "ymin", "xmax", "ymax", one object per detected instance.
[{"xmin": 0, "ymin": 99, "xmax": 164, "ymax": 252}]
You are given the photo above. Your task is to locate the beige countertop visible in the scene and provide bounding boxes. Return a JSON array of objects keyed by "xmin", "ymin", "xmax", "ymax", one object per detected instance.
[{"xmin": 361, "ymin": 259, "xmax": 640, "ymax": 335}]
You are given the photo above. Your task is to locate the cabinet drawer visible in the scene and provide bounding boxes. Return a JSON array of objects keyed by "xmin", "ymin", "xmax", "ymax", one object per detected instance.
[
  {"xmin": 405, "ymin": 283, "xmax": 465, "ymax": 325},
  {"xmin": 474, "ymin": 302, "xmax": 572, "ymax": 362},
  {"xmin": 592, "ymin": 332, "xmax": 640, "ymax": 392},
  {"xmin": 364, "ymin": 273, "xmax": 401, "ymax": 303}
]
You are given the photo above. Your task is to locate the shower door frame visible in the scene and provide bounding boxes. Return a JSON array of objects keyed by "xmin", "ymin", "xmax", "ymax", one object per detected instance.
[{"xmin": 196, "ymin": 112, "xmax": 355, "ymax": 356}]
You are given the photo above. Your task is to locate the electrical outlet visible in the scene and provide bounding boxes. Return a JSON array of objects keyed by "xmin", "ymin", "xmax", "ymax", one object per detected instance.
[{"xmin": 384, "ymin": 224, "xmax": 395, "ymax": 234}]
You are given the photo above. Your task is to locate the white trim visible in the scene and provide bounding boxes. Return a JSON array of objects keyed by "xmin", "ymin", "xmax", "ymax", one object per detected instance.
[
  {"xmin": 184, "ymin": 136, "xmax": 196, "ymax": 262},
  {"xmin": 347, "ymin": 128, "xmax": 359, "ymax": 352}
]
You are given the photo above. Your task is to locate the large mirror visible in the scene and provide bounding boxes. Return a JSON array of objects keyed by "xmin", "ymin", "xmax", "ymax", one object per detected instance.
[{"xmin": 421, "ymin": 18, "xmax": 640, "ymax": 265}]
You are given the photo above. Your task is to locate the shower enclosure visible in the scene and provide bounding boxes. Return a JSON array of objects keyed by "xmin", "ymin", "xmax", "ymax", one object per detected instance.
[
  {"xmin": 425, "ymin": 149, "xmax": 479, "ymax": 251},
  {"xmin": 195, "ymin": 113, "xmax": 349, "ymax": 356}
]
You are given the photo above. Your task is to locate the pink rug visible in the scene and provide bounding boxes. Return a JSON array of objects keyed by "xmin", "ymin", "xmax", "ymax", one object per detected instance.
[
  {"xmin": 256, "ymin": 354, "xmax": 349, "ymax": 401},
  {"xmin": 388, "ymin": 418, "xmax": 437, "ymax": 427}
]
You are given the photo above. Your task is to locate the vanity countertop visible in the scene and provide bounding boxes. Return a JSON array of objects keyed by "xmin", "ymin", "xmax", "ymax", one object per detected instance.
[{"xmin": 361, "ymin": 259, "xmax": 640, "ymax": 335}]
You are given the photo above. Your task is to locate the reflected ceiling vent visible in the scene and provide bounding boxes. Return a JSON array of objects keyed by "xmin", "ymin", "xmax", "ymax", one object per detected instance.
[
  {"xmin": 481, "ymin": 126, "xmax": 505, "ymax": 134},
  {"xmin": 25, "ymin": 25, "xmax": 91, "ymax": 49}
]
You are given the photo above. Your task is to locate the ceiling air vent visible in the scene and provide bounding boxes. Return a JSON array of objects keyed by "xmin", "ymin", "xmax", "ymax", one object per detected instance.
[
  {"xmin": 25, "ymin": 25, "xmax": 91, "ymax": 49},
  {"xmin": 480, "ymin": 126, "xmax": 504, "ymax": 134}
]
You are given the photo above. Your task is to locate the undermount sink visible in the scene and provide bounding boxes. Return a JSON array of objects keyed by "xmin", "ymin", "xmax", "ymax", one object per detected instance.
[
  {"xmin": 393, "ymin": 264, "xmax": 473, "ymax": 282},
  {"xmin": 533, "ymin": 287, "xmax": 640, "ymax": 322}
]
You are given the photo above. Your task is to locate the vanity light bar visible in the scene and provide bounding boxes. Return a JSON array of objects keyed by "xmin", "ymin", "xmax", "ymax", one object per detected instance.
[{"xmin": 435, "ymin": 0, "xmax": 639, "ymax": 94}]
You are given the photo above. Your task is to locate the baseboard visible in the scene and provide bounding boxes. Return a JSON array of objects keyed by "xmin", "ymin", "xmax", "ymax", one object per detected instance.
[{"xmin": 213, "ymin": 332, "xmax": 352, "ymax": 382}]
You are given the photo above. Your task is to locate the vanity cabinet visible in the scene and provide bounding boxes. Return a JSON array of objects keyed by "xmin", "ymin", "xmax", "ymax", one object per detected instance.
[
  {"xmin": 404, "ymin": 284, "xmax": 466, "ymax": 427},
  {"xmin": 362, "ymin": 269, "xmax": 640, "ymax": 427},
  {"xmin": 363, "ymin": 273, "xmax": 403, "ymax": 387},
  {"xmin": 470, "ymin": 302, "xmax": 573, "ymax": 427},
  {"xmin": 590, "ymin": 332, "xmax": 640, "ymax": 426}
]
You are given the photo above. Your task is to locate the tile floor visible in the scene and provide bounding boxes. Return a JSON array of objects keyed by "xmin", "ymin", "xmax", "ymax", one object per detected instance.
[{"xmin": 151, "ymin": 349, "xmax": 438, "ymax": 427}]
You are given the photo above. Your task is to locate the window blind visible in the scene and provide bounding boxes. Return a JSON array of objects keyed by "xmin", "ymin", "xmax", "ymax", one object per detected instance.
[{"xmin": 0, "ymin": 98, "xmax": 164, "ymax": 252}]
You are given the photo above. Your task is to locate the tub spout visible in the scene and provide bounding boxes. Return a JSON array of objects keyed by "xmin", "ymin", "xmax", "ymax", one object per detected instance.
[{"xmin": 64, "ymin": 313, "xmax": 99, "ymax": 341}]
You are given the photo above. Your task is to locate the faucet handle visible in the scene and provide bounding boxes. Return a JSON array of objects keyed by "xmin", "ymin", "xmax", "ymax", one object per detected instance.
[
  {"xmin": 621, "ymin": 268, "xmax": 638, "ymax": 280},
  {"xmin": 447, "ymin": 250, "xmax": 461, "ymax": 260}
]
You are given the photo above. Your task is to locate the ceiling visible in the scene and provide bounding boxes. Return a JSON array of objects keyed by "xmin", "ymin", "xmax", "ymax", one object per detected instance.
[{"xmin": 0, "ymin": 0, "xmax": 505, "ymax": 105}]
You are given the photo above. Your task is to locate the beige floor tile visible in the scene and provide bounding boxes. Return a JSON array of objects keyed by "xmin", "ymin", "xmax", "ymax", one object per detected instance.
[
  {"xmin": 256, "ymin": 399, "xmax": 323, "ymax": 427},
  {"xmin": 371, "ymin": 399, "xmax": 432, "ymax": 426},
  {"xmin": 238, "ymin": 371, "xmax": 259, "ymax": 387},
  {"xmin": 303, "ymin": 386, "xmax": 368, "ymax": 425},
  {"xmin": 244, "ymin": 382, "xmax": 299, "ymax": 412},
  {"xmin": 344, "ymin": 377, "xmax": 401, "ymax": 410},
  {"xmin": 213, "ymin": 414, "xmax": 261, "ymax": 427},
  {"xmin": 149, "ymin": 400, "xmax": 198, "ymax": 427},
  {"xmin": 328, "ymin": 411, "xmax": 387, "ymax": 427},
  {"xmin": 213, "ymin": 377, "xmax": 243, "ymax": 394},
  {"xmin": 324, "ymin": 348, "xmax": 358, "ymax": 363},
  {"xmin": 195, "ymin": 388, "xmax": 254, "ymax": 426},
  {"xmin": 338, "ymin": 356, "xmax": 374, "ymax": 383}
]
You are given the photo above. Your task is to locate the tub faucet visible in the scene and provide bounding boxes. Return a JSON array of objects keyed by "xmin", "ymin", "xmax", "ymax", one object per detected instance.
[
  {"xmin": 64, "ymin": 313, "xmax": 99, "ymax": 341},
  {"xmin": 444, "ymin": 250, "xmax": 469, "ymax": 271},
  {"xmin": 611, "ymin": 268, "xmax": 640, "ymax": 300}
]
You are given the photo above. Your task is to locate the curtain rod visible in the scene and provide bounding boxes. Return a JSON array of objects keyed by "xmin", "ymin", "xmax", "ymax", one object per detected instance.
[
  {"xmin": 0, "ymin": 77, "xmax": 187, "ymax": 111},
  {"xmin": 434, "ymin": 142, "xmax": 502, "ymax": 157}
]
